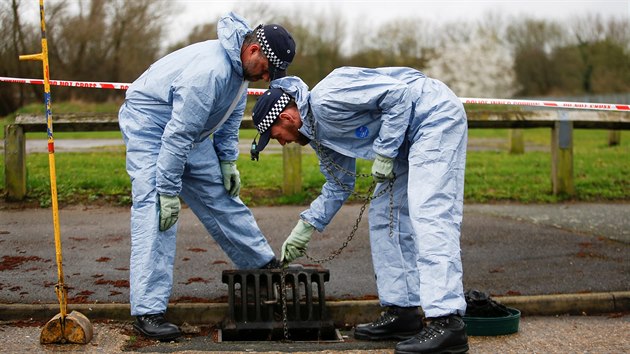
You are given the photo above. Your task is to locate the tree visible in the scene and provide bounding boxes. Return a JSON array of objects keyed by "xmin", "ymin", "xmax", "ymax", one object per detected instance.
[
  {"xmin": 106, "ymin": 0, "xmax": 172, "ymax": 83},
  {"xmin": 167, "ymin": 23, "xmax": 218, "ymax": 53},
  {"xmin": 0, "ymin": 0, "xmax": 41, "ymax": 115},
  {"xmin": 284, "ymin": 13, "xmax": 346, "ymax": 88},
  {"xmin": 348, "ymin": 17, "xmax": 436, "ymax": 70},
  {"xmin": 551, "ymin": 39, "xmax": 630, "ymax": 95},
  {"xmin": 3, "ymin": 3, "xmax": 628, "ymax": 114},
  {"xmin": 507, "ymin": 18, "xmax": 565, "ymax": 96},
  {"xmin": 427, "ymin": 13, "xmax": 518, "ymax": 98},
  {"xmin": 47, "ymin": 0, "xmax": 108, "ymax": 86},
  {"xmin": 15, "ymin": 0, "xmax": 174, "ymax": 102},
  {"xmin": 562, "ymin": 15, "xmax": 630, "ymax": 94}
]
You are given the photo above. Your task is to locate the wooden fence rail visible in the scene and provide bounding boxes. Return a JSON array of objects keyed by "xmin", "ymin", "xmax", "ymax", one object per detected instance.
[{"xmin": 4, "ymin": 111, "xmax": 629, "ymax": 201}]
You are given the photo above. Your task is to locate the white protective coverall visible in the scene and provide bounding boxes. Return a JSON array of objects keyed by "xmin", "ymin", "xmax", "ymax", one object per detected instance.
[
  {"xmin": 273, "ymin": 67, "xmax": 468, "ymax": 317},
  {"xmin": 118, "ymin": 13, "xmax": 275, "ymax": 316}
]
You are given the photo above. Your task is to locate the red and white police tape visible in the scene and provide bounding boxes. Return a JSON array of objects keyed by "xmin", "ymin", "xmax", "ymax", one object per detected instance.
[
  {"xmin": 1, "ymin": 76, "xmax": 628, "ymax": 112},
  {"xmin": 0, "ymin": 76, "xmax": 266, "ymax": 96}
]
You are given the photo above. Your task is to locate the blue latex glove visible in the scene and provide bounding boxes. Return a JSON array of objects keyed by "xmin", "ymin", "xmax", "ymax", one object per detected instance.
[
  {"xmin": 220, "ymin": 160, "xmax": 241, "ymax": 197},
  {"xmin": 159, "ymin": 194, "xmax": 180, "ymax": 231},
  {"xmin": 281, "ymin": 220, "xmax": 315, "ymax": 264},
  {"xmin": 371, "ymin": 154, "xmax": 394, "ymax": 183}
]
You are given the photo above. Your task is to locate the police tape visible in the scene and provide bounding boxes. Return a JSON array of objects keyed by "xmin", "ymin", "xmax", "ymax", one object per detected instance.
[
  {"xmin": 460, "ymin": 97, "xmax": 629, "ymax": 112},
  {"xmin": 1, "ymin": 76, "xmax": 131, "ymax": 91},
  {"xmin": 0, "ymin": 76, "xmax": 266, "ymax": 96},
  {"xmin": 1, "ymin": 76, "xmax": 628, "ymax": 111}
]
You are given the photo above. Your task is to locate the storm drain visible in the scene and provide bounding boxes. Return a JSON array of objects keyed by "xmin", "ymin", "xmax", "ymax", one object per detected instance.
[{"xmin": 219, "ymin": 267, "xmax": 338, "ymax": 341}]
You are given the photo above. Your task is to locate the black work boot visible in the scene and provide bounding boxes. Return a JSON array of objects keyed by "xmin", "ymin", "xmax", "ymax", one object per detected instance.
[
  {"xmin": 259, "ymin": 257, "xmax": 303, "ymax": 270},
  {"xmin": 395, "ymin": 314, "xmax": 469, "ymax": 354},
  {"xmin": 133, "ymin": 313, "xmax": 182, "ymax": 341},
  {"xmin": 260, "ymin": 257, "xmax": 282, "ymax": 269},
  {"xmin": 354, "ymin": 306, "xmax": 423, "ymax": 341}
]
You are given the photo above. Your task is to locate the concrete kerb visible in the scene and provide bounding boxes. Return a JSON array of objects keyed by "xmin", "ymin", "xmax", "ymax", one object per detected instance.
[{"xmin": 3, "ymin": 291, "xmax": 629, "ymax": 325}]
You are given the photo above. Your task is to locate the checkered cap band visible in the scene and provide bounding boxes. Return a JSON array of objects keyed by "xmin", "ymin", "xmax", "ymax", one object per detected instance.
[
  {"xmin": 256, "ymin": 92, "xmax": 291, "ymax": 134},
  {"xmin": 256, "ymin": 27, "xmax": 289, "ymax": 70}
]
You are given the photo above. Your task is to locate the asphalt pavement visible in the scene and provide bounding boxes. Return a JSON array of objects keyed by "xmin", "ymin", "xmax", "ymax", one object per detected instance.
[{"xmin": 1, "ymin": 201, "xmax": 629, "ymax": 352}]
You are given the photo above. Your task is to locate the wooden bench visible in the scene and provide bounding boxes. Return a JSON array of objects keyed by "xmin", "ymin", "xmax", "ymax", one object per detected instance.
[{"xmin": 4, "ymin": 110, "xmax": 629, "ymax": 201}]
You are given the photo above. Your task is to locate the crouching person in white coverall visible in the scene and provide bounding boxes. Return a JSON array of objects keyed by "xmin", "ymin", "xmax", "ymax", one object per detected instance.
[
  {"xmin": 250, "ymin": 67, "xmax": 469, "ymax": 354},
  {"xmin": 118, "ymin": 12, "xmax": 296, "ymax": 341}
]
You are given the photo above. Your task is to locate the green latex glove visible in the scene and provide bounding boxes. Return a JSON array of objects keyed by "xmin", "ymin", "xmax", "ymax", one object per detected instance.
[
  {"xmin": 220, "ymin": 160, "xmax": 241, "ymax": 197},
  {"xmin": 281, "ymin": 220, "xmax": 315, "ymax": 264},
  {"xmin": 158, "ymin": 194, "xmax": 180, "ymax": 231},
  {"xmin": 371, "ymin": 154, "xmax": 394, "ymax": 183}
]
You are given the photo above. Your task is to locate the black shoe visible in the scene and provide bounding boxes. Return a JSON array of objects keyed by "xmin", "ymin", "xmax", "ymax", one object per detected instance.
[
  {"xmin": 395, "ymin": 314, "xmax": 469, "ymax": 354},
  {"xmin": 465, "ymin": 289, "xmax": 511, "ymax": 317},
  {"xmin": 259, "ymin": 257, "xmax": 304, "ymax": 270},
  {"xmin": 260, "ymin": 257, "xmax": 282, "ymax": 269},
  {"xmin": 133, "ymin": 313, "xmax": 182, "ymax": 341},
  {"xmin": 354, "ymin": 306, "xmax": 423, "ymax": 341}
]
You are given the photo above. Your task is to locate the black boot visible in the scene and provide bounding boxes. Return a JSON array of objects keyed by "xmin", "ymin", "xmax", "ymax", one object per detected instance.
[
  {"xmin": 260, "ymin": 257, "xmax": 282, "ymax": 269},
  {"xmin": 395, "ymin": 314, "xmax": 469, "ymax": 354},
  {"xmin": 133, "ymin": 313, "xmax": 182, "ymax": 341},
  {"xmin": 259, "ymin": 257, "xmax": 303, "ymax": 270},
  {"xmin": 354, "ymin": 306, "xmax": 423, "ymax": 341}
]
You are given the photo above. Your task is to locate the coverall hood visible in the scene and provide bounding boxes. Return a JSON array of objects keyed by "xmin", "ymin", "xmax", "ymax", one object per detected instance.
[
  {"xmin": 270, "ymin": 76, "xmax": 310, "ymax": 121},
  {"xmin": 217, "ymin": 12, "xmax": 252, "ymax": 77}
]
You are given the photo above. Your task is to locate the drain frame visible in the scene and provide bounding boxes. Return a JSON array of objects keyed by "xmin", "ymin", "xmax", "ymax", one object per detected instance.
[
  {"xmin": 220, "ymin": 267, "xmax": 337, "ymax": 341},
  {"xmin": 214, "ymin": 328, "xmax": 344, "ymax": 342}
]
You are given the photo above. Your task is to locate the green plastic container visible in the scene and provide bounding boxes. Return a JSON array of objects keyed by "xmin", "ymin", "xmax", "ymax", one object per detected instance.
[{"xmin": 463, "ymin": 307, "xmax": 520, "ymax": 336}]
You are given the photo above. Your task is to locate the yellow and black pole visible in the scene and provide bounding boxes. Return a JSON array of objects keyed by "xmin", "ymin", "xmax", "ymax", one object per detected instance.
[{"xmin": 19, "ymin": 0, "xmax": 93, "ymax": 345}]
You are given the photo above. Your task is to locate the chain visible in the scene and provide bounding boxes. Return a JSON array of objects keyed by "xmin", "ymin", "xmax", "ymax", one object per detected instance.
[
  {"xmin": 311, "ymin": 127, "xmax": 391, "ymax": 200},
  {"xmin": 276, "ymin": 110, "xmax": 398, "ymax": 339},
  {"xmin": 302, "ymin": 109, "xmax": 396, "ymax": 264},
  {"xmin": 279, "ymin": 267, "xmax": 290, "ymax": 341}
]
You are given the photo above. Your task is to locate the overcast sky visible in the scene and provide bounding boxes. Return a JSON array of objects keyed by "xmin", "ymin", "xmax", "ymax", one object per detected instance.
[
  {"xmin": 17, "ymin": 0, "xmax": 629, "ymax": 47},
  {"xmin": 169, "ymin": 0, "xmax": 629, "ymax": 44}
]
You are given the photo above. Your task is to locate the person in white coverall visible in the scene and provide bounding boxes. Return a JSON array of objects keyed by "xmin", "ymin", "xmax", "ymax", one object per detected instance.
[
  {"xmin": 250, "ymin": 67, "xmax": 469, "ymax": 354},
  {"xmin": 118, "ymin": 12, "xmax": 295, "ymax": 341}
]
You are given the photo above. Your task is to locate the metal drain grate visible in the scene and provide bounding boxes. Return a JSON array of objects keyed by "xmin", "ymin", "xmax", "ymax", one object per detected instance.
[{"xmin": 220, "ymin": 267, "xmax": 336, "ymax": 341}]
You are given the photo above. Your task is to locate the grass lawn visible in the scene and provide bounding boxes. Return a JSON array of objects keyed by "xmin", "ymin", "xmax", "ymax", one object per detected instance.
[{"xmin": 1, "ymin": 102, "xmax": 628, "ymax": 207}]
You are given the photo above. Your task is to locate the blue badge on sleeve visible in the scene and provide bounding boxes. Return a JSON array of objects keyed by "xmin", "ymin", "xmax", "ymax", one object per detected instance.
[{"xmin": 355, "ymin": 126, "xmax": 369, "ymax": 138}]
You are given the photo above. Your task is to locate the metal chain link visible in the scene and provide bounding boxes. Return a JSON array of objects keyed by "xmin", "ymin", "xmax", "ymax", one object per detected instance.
[
  {"xmin": 279, "ymin": 267, "xmax": 290, "ymax": 341},
  {"xmin": 302, "ymin": 110, "xmax": 397, "ymax": 264},
  {"xmin": 277, "ymin": 109, "xmax": 399, "ymax": 341}
]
